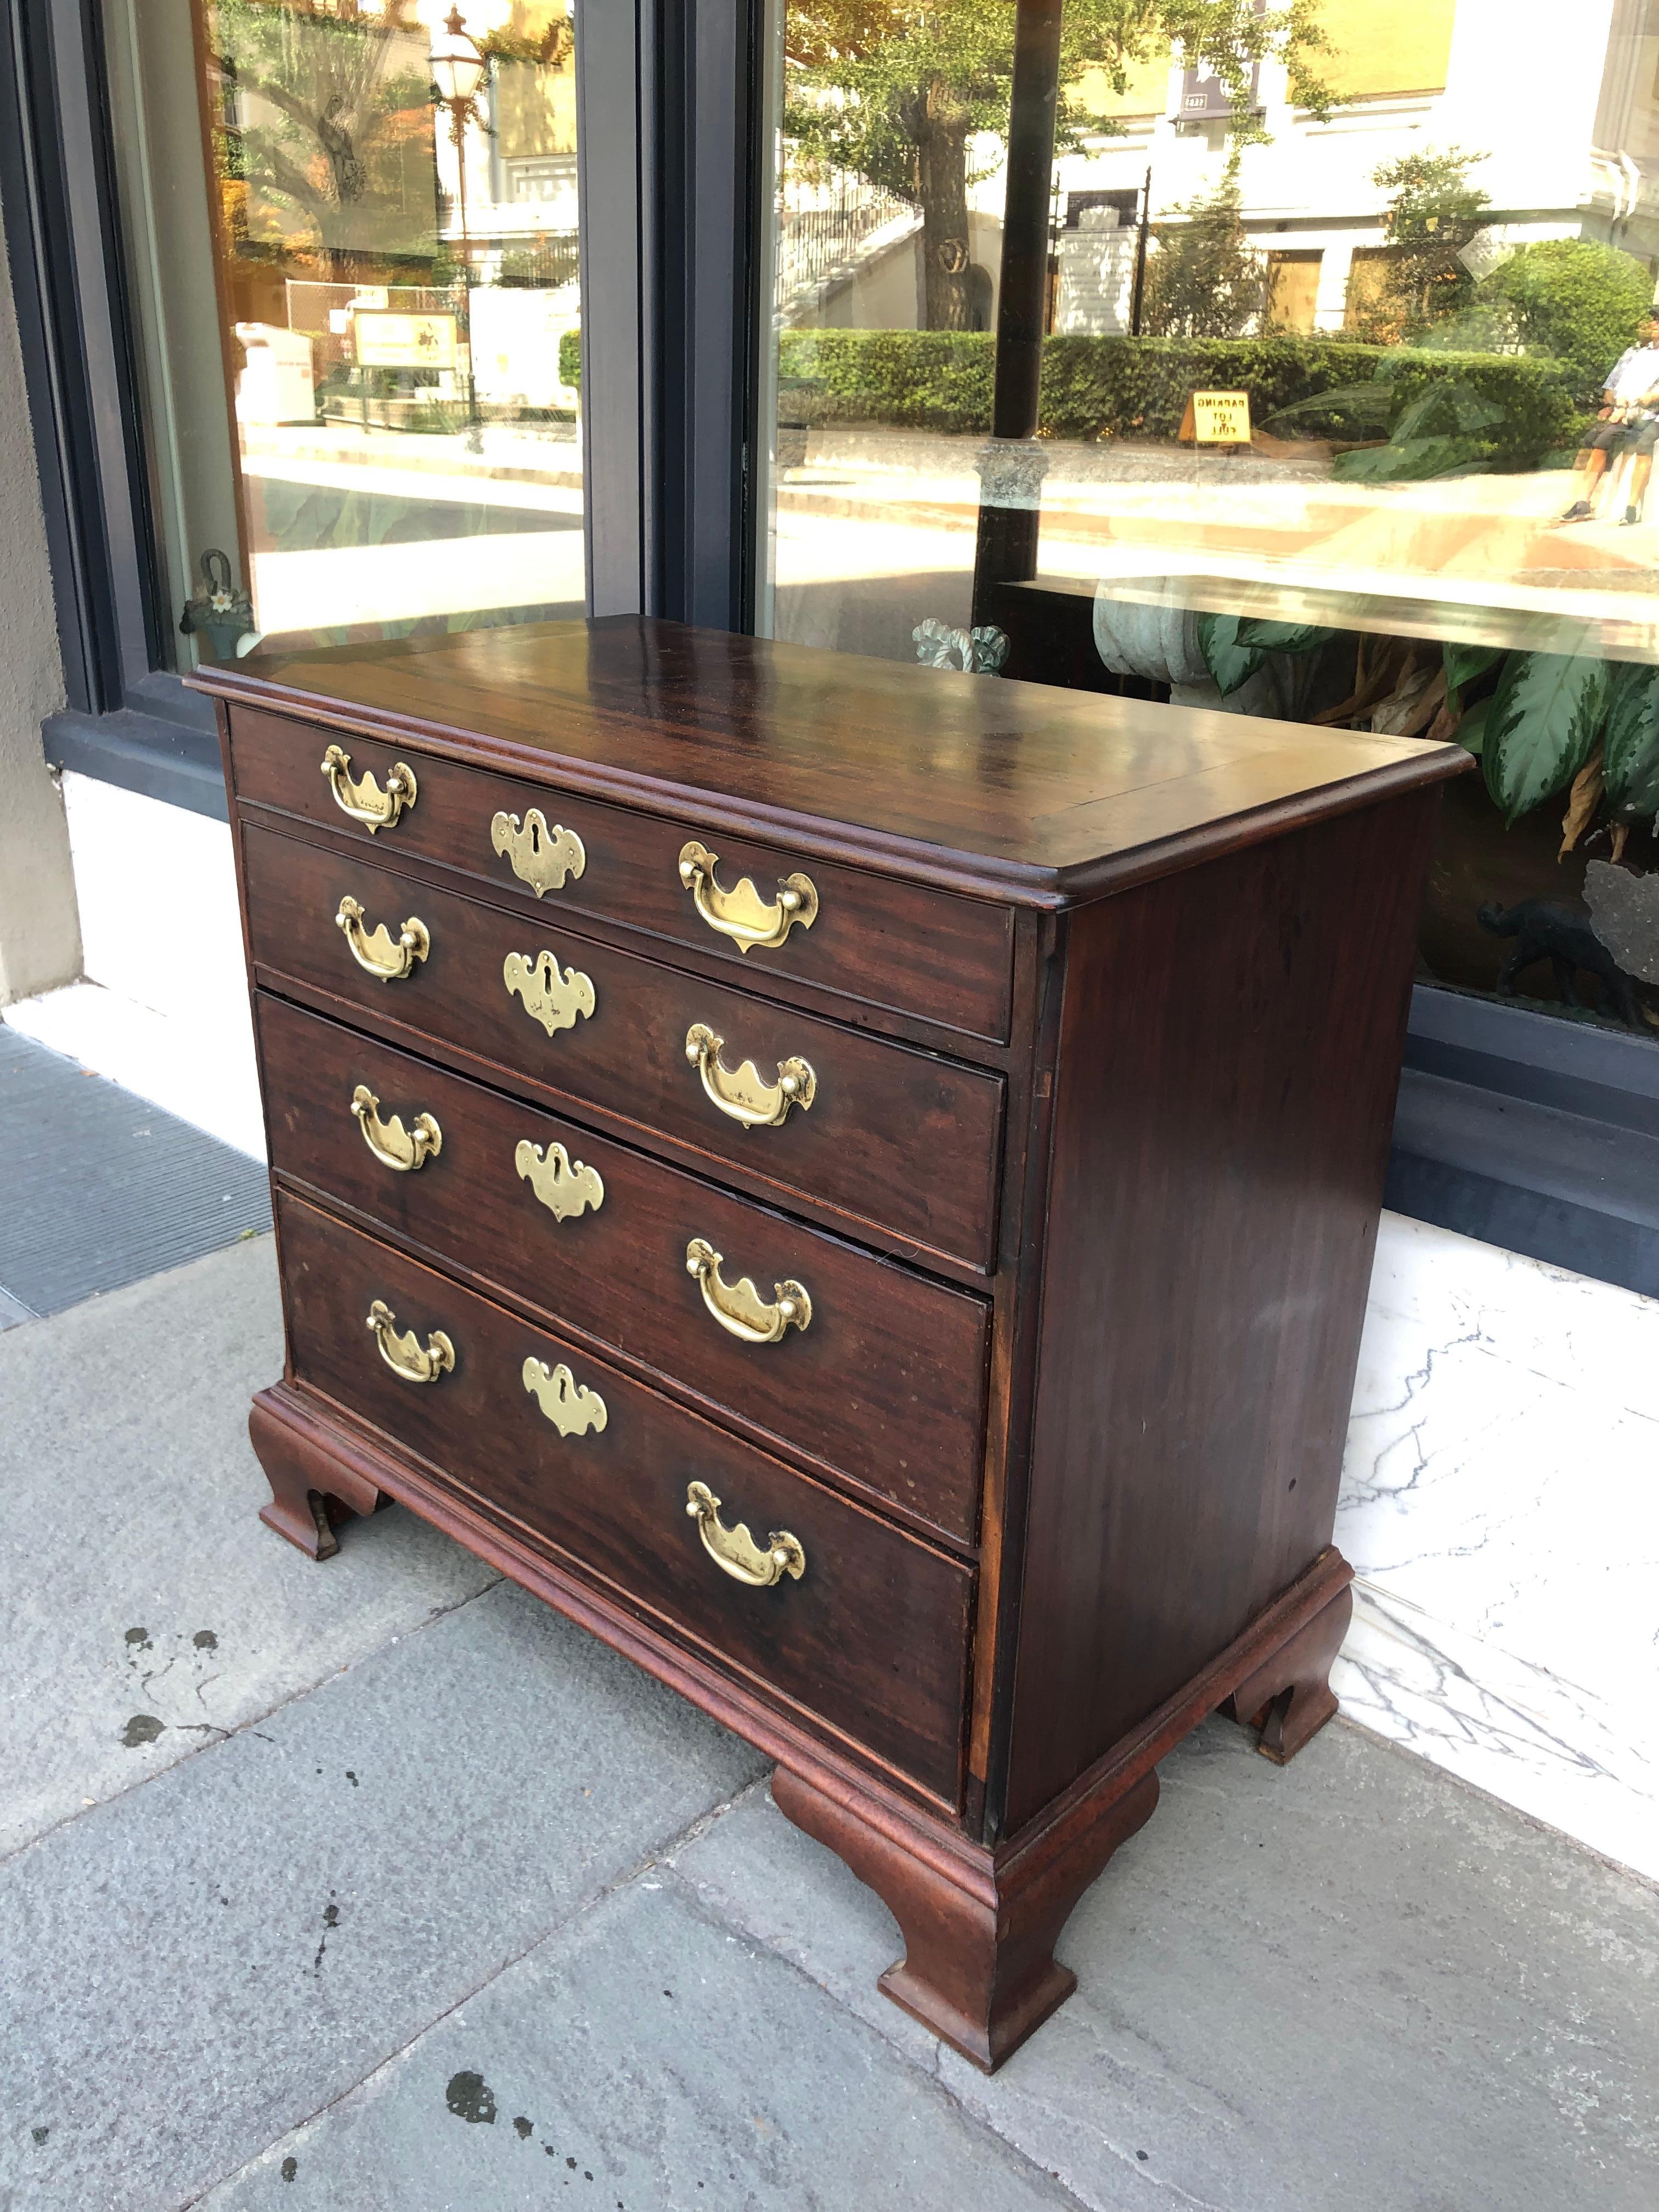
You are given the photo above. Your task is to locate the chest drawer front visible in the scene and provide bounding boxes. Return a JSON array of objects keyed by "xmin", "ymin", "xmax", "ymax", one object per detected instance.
[
  {"xmin": 242, "ymin": 824, "xmax": 1003, "ymax": 1269},
  {"xmin": 258, "ymin": 995, "xmax": 990, "ymax": 1542},
  {"xmin": 227, "ymin": 706, "xmax": 1014, "ymax": 1043},
  {"xmin": 278, "ymin": 1192, "xmax": 970, "ymax": 1801}
]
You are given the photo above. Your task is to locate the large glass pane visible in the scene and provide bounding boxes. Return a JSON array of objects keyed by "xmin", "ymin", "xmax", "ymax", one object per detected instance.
[
  {"xmin": 757, "ymin": 1, "xmax": 1659, "ymax": 1043},
  {"xmin": 103, "ymin": 0, "xmax": 583, "ymax": 663},
  {"xmin": 757, "ymin": 1, "xmax": 1018, "ymax": 658}
]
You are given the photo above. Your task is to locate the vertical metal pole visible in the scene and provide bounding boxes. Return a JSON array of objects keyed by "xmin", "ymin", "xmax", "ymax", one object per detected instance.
[
  {"xmin": 970, "ymin": 0, "xmax": 1064, "ymax": 627},
  {"xmin": 453, "ymin": 102, "xmax": 482, "ymax": 447},
  {"xmin": 1130, "ymin": 161, "xmax": 1152, "ymax": 336}
]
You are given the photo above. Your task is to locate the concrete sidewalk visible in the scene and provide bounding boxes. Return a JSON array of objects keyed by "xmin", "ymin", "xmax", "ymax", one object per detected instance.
[{"xmin": 2, "ymin": 1238, "xmax": 1655, "ymax": 2211}]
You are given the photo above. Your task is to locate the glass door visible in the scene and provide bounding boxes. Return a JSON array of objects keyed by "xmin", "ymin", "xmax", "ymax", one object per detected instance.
[{"xmin": 103, "ymin": 0, "xmax": 584, "ymax": 662}]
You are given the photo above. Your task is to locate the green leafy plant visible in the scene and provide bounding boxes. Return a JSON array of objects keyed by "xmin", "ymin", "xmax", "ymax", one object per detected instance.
[
  {"xmin": 1443, "ymin": 642, "xmax": 1502, "ymax": 701},
  {"xmin": 1601, "ymin": 662, "xmax": 1659, "ymax": 823},
  {"xmin": 1480, "ymin": 654, "xmax": 1610, "ymax": 825},
  {"xmin": 1195, "ymin": 610, "xmax": 1333, "ymax": 695},
  {"xmin": 1330, "ymin": 373, "xmax": 1506, "ymax": 482},
  {"xmin": 1443, "ymin": 641, "xmax": 1659, "ymax": 836}
]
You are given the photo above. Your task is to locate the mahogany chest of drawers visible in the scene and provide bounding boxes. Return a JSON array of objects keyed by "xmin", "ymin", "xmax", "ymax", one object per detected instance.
[{"xmin": 194, "ymin": 618, "xmax": 1465, "ymax": 2069}]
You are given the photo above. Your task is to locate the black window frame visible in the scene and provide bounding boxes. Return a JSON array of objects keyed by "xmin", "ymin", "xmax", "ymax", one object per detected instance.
[
  {"xmin": 4, "ymin": 0, "xmax": 1657, "ymax": 1303},
  {"xmin": 0, "ymin": 0, "xmax": 669, "ymax": 814}
]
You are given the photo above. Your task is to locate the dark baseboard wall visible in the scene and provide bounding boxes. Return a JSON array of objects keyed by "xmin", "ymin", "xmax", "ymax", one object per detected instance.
[{"xmin": 1389, "ymin": 985, "xmax": 1659, "ymax": 1300}]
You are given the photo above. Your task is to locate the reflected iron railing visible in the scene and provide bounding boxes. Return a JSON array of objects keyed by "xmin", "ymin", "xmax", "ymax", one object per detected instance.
[{"xmin": 775, "ymin": 178, "xmax": 915, "ymax": 310}]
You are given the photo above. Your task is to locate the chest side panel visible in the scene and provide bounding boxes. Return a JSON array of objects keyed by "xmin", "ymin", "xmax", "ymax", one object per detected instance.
[{"xmin": 1001, "ymin": 789, "xmax": 1441, "ymax": 1834}]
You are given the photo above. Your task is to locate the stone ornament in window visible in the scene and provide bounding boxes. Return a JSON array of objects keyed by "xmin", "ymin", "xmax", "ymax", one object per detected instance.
[
  {"xmin": 912, "ymin": 619, "xmax": 1009, "ymax": 676},
  {"xmin": 179, "ymin": 548, "xmax": 260, "ymax": 662}
]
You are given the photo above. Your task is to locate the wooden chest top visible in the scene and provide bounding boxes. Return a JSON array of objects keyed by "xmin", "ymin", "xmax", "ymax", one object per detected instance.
[{"xmin": 201, "ymin": 617, "xmax": 1467, "ymax": 904}]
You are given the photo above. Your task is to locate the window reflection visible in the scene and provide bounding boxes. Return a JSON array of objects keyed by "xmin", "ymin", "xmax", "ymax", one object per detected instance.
[
  {"xmin": 759, "ymin": 0, "xmax": 1659, "ymax": 1039},
  {"xmin": 104, "ymin": 0, "xmax": 582, "ymax": 661}
]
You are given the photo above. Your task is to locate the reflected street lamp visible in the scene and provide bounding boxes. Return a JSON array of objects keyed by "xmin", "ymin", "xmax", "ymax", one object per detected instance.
[{"xmin": 430, "ymin": 7, "xmax": 488, "ymax": 448}]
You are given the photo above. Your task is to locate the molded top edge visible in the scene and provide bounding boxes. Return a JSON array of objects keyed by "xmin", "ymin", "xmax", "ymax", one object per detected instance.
[{"xmin": 191, "ymin": 616, "xmax": 1470, "ymax": 907}]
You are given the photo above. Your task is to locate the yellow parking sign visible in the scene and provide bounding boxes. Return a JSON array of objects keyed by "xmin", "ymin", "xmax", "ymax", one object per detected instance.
[
  {"xmin": 353, "ymin": 311, "xmax": 458, "ymax": 370},
  {"xmin": 1192, "ymin": 390, "xmax": 1252, "ymax": 445}
]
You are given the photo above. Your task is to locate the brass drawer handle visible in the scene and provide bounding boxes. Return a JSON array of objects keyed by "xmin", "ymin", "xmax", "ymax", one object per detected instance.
[
  {"xmin": 678, "ymin": 840, "xmax": 818, "ymax": 953},
  {"xmin": 491, "ymin": 809, "xmax": 585, "ymax": 896},
  {"xmin": 352, "ymin": 1085, "xmax": 442, "ymax": 1172},
  {"xmin": 685, "ymin": 1238, "xmax": 811, "ymax": 1344},
  {"xmin": 321, "ymin": 744, "xmax": 416, "ymax": 832},
  {"xmin": 366, "ymin": 1298, "xmax": 454, "ymax": 1383},
  {"xmin": 685, "ymin": 1023, "xmax": 815, "ymax": 1130},
  {"xmin": 686, "ymin": 1481, "xmax": 805, "ymax": 1588},
  {"xmin": 522, "ymin": 1355, "xmax": 607, "ymax": 1437},
  {"xmin": 515, "ymin": 1139, "xmax": 604, "ymax": 1221},
  {"xmin": 336, "ymin": 896, "xmax": 430, "ymax": 981},
  {"xmin": 504, "ymin": 949, "xmax": 596, "ymax": 1037}
]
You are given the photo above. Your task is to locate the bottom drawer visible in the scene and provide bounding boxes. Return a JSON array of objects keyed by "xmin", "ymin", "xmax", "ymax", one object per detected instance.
[{"xmin": 277, "ymin": 1192, "xmax": 971, "ymax": 1803}]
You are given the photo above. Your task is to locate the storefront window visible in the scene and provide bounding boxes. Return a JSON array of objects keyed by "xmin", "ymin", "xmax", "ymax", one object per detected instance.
[
  {"xmin": 755, "ymin": 0, "xmax": 1020, "ymax": 656},
  {"xmin": 103, "ymin": 0, "xmax": 583, "ymax": 663},
  {"xmin": 758, "ymin": 0, "xmax": 1659, "ymax": 1041}
]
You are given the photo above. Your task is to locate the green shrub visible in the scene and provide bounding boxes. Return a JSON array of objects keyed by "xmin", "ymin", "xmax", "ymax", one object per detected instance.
[
  {"xmin": 559, "ymin": 326, "xmax": 582, "ymax": 390},
  {"xmin": 774, "ymin": 328, "xmax": 1579, "ymax": 472},
  {"xmin": 1358, "ymin": 351, "xmax": 1582, "ymax": 473},
  {"xmin": 778, "ymin": 330, "xmax": 994, "ymax": 431},
  {"xmin": 1477, "ymin": 239, "xmax": 1655, "ymax": 396},
  {"xmin": 1039, "ymin": 335, "xmax": 1385, "ymax": 442}
]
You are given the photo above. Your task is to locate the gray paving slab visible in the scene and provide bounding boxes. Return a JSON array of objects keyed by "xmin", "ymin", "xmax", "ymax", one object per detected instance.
[
  {"xmin": 0, "ymin": 1235, "xmax": 500, "ymax": 1855},
  {"xmin": 198, "ymin": 1873, "xmax": 1080, "ymax": 2212},
  {"xmin": 0, "ymin": 1580, "xmax": 766, "ymax": 2212},
  {"xmin": 671, "ymin": 1721, "xmax": 1659, "ymax": 2212},
  {"xmin": 0, "ymin": 1023, "xmax": 269, "ymax": 1315}
]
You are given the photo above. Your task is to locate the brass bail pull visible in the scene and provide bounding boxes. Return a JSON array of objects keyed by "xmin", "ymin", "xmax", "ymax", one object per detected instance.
[
  {"xmin": 365, "ymin": 1299, "xmax": 454, "ymax": 1383},
  {"xmin": 678, "ymin": 840, "xmax": 818, "ymax": 953},
  {"xmin": 685, "ymin": 1239, "xmax": 811, "ymax": 1344},
  {"xmin": 686, "ymin": 1481, "xmax": 805, "ymax": 1588},
  {"xmin": 684, "ymin": 1024, "xmax": 815, "ymax": 1130},
  {"xmin": 321, "ymin": 744, "xmax": 417, "ymax": 832},
  {"xmin": 352, "ymin": 1085, "xmax": 442, "ymax": 1171},
  {"xmin": 336, "ymin": 896, "xmax": 430, "ymax": 981}
]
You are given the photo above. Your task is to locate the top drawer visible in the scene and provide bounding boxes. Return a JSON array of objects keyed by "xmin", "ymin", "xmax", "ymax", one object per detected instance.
[{"xmin": 225, "ymin": 706, "xmax": 1015, "ymax": 1044}]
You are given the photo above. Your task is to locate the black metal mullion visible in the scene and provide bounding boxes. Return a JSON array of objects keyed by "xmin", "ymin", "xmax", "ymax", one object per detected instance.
[
  {"xmin": 576, "ymin": 0, "xmax": 653, "ymax": 618},
  {"xmin": 648, "ymin": 0, "xmax": 757, "ymax": 633},
  {"xmin": 2, "ymin": 0, "xmax": 110, "ymax": 710}
]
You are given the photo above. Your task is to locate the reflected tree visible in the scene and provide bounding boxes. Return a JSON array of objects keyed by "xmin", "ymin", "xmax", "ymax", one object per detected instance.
[
  {"xmin": 210, "ymin": 0, "xmax": 436, "ymax": 272},
  {"xmin": 1349, "ymin": 147, "xmax": 1488, "ymax": 345},
  {"xmin": 783, "ymin": 1, "xmax": 1330, "ymax": 331},
  {"xmin": 1140, "ymin": 163, "xmax": 1262, "ymax": 337}
]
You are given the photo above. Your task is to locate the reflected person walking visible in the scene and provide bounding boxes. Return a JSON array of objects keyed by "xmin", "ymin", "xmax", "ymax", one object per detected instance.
[{"xmin": 1561, "ymin": 312, "xmax": 1659, "ymax": 526}]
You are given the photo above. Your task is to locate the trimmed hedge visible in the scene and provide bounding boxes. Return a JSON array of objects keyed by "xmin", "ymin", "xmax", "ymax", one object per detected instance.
[
  {"xmin": 774, "ymin": 329, "xmax": 1581, "ymax": 471},
  {"xmin": 559, "ymin": 327, "xmax": 582, "ymax": 390}
]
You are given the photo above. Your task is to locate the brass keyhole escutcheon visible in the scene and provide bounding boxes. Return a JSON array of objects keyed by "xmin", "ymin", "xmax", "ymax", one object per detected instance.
[{"xmin": 491, "ymin": 809, "xmax": 585, "ymax": 896}]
